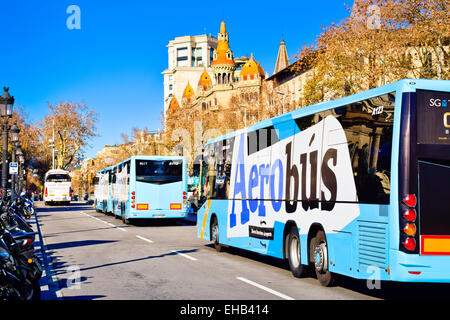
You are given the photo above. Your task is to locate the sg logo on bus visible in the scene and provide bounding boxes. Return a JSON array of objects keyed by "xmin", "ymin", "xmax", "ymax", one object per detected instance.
[{"xmin": 430, "ymin": 99, "xmax": 448, "ymax": 107}]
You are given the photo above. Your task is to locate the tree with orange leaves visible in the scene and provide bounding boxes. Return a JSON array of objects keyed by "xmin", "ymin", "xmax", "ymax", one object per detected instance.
[
  {"xmin": 295, "ymin": 0, "xmax": 449, "ymax": 105},
  {"xmin": 39, "ymin": 102, "xmax": 98, "ymax": 170}
]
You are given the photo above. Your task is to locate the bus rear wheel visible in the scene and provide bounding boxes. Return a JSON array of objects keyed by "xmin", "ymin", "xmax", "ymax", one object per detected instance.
[
  {"xmin": 211, "ymin": 217, "xmax": 224, "ymax": 252},
  {"xmin": 287, "ymin": 226, "xmax": 308, "ymax": 278},
  {"xmin": 312, "ymin": 230, "xmax": 335, "ymax": 287}
]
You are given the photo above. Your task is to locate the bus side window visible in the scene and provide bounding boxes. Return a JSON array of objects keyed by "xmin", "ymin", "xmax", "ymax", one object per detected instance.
[
  {"xmin": 199, "ymin": 146, "xmax": 210, "ymax": 206},
  {"xmin": 214, "ymin": 137, "xmax": 235, "ymax": 200},
  {"xmin": 335, "ymin": 92, "xmax": 395, "ymax": 204}
]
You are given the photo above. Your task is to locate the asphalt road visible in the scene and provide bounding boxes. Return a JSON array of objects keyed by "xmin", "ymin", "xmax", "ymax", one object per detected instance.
[{"xmin": 34, "ymin": 201, "xmax": 450, "ymax": 301}]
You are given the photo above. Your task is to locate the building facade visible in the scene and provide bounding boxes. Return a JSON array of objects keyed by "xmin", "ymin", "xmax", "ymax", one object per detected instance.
[
  {"xmin": 166, "ymin": 21, "xmax": 266, "ymax": 120},
  {"xmin": 162, "ymin": 34, "xmax": 218, "ymax": 115}
]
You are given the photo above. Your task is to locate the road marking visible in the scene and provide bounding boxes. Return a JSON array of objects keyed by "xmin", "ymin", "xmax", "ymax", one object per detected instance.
[
  {"xmin": 236, "ymin": 277, "xmax": 294, "ymax": 300},
  {"xmin": 82, "ymin": 212, "xmax": 127, "ymax": 231},
  {"xmin": 105, "ymin": 221, "xmax": 127, "ymax": 231},
  {"xmin": 170, "ymin": 250, "xmax": 198, "ymax": 261},
  {"xmin": 136, "ymin": 235, "xmax": 154, "ymax": 243}
]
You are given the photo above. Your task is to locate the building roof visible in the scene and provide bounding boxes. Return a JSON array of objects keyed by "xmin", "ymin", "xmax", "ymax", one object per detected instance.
[
  {"xmin": 212, "ymin": 21, "xmax": 235, "ymax": 67},
  {"xmin": 182, "ymin": 82, "xmax": 195, "ymax": 101},
  {"xmin": 198, "ymin": 67, "xmax": 213, "ymax": 90},
  {"xmin": 168, "ymin": 96, "xmax": 180, "ymax": 111},
  {"xmin": 240, "ymin": 53, "xmax": 265, "ymax": 79},
  {"xmin": 274, "ymin": 39, "xmax": 290, "ymax": 75}
]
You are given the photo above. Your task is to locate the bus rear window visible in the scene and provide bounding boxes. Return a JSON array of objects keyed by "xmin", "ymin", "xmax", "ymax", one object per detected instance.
[
  {"xmin": 135, "ymin": 160, "xmax": 182, "ymax": 184},
  {"xmin": 416, "ymin": 89, "xmax": 450, "ymax": 145},
  {"xmin": 46, "ymin": 174, "xmax": 71, "ymax": 182}
]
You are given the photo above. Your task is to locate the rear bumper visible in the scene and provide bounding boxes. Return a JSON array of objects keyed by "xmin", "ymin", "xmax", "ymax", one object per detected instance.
[
  {"xmin": 128, "ymin": 209, "xmax": 188, "ymax": 219},
  {"xmin": 389, "ymin": 249, "xmax": 450, "ymax": 283},
  {"xmin": 44, "ymin": 197, "xmax": 70, "ymax": 202}
]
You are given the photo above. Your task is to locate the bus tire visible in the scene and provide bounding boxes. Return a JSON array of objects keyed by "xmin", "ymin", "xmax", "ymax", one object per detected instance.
[
  {"xmin": 287, "ymin": 226, "xmax": 308, "ymax": 278},
  {"xmin": 312, "ymin": 230, "xmax": 335, "ymax": 287},
  {"xmin": 211, "ymin": 217, "xmax": 224, "ymax": 252}
]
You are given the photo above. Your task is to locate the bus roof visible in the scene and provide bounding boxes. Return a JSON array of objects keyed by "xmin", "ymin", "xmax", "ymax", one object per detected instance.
[
  {"xmin": 96, "ymin": 155, "xmax": 185, "ymax": 174},
  {"xmin": 45, "ymin": 169, "xmax": 70, "ymax": 177},
  {"xmin": 204, "ymin": 78, "xmax": 450, "ymax": 146}
]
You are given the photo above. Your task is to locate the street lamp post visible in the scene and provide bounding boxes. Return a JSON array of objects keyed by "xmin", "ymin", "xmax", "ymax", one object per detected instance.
[
  {"xmin": 10, "ymin": 122, "xmax": 20, "ymax": 199},
  {"xmin": 16, "ymin": 146, "xmax": 23, "ymax": 196},
  {"xmin": 0, "ymin": 87, "xmax": 14, "ymax": 199},
  {"xmin": 239, "ymin": 105, "xmax": 248, "ymax": 127}
]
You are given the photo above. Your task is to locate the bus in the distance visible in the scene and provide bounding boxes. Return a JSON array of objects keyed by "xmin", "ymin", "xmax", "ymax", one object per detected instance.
[
  {"xmin": 43, "ymin": 169, "xmax": 72, "ymax": 206},
  {"xmin": 197, "ymin": 79, "xmax": 450, "ymax": 286},
  {"xmin": 94, "ymin": 155, "xmax": 188, "ymax": 224}
]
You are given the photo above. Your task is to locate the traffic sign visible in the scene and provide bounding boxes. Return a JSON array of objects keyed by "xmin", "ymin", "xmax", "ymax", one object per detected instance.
[{"xmin": 9, "ymin": 162, "xmax": 18, "ymax": 174}]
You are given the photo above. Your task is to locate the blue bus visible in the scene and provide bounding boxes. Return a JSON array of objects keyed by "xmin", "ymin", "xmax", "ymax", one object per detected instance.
[
  {"xmin": 94, "ymin": 155, "xmax": 188, "ymax": 224},
  {"xmin": 197, "ymin": 79, "xmax": 450, "ymax": 286},
  {"xmin": 94, "ymin": 166, "xmax": 113, "ymax": 213}
]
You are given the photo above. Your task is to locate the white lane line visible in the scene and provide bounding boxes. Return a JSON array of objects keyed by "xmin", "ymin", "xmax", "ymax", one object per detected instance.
[
  {"xmin": 105, "ymin": 222, "xmax": 127, "ymax": 231},
  {"xmin": 236, "ymin": 277, "xmax": 294, "ymax": 300},
  {"xmin": 170, "ymin": 250, "xmax": 198, "ymax": 261},
  {"xmin": 136, "ymin": 235, "xmax": 154, "ymax": 243},
  {"xmin": 82, "ymin": 212, "xmax": 127, "ymax": 232}
]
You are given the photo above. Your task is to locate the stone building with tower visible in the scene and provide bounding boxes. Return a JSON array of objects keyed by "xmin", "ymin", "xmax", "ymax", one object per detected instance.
[{"xmin": 165, "ymin": 21, "xmax": 267, "ymax": 122}]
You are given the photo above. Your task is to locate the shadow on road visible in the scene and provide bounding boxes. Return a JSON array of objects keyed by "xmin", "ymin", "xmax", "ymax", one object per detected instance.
[
  {"xmin": 211, "ymin": 244, "xmax": 450, "ymax": 300},
  {"xmin": 62, "ymin": 295, "xmax": 107, "ymax": 300},
  {"xmin": 131, "ymin": 218, "xmax": 196, "ymax": 227},
  {"xmin": 78, "ymin": 249, "xmax": 199, "ymax": 273},
  {"xmin": 46, "ymin": 239, "xmax": 118, "ymax": 251}
]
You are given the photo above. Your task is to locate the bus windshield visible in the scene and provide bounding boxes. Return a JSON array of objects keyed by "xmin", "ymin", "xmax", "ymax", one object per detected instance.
[
  {"xmin": 46, "ymin": 174, "xmax": 71, "ymax": 182},
  {"xmin": 135, "ymin": 159, "xmax": 183, "ymax": 184}
]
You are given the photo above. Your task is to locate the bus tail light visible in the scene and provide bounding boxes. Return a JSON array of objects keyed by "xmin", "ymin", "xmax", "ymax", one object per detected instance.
[
  {"xmin": 400, "ymin": 193, "xmax": 419, "ymax": 254},
  {"xmin": 403, "ymin": 237, "xmax": 416, "ymax": 251},
  {"xmin": 403, "ymin": 223, "xmax": 416, "ymax": 236},
  {"xmin": 403, "ymin": 209, "xmax": 416, "ymax": 222},
  {"xmin": 132, "ymin": 196, "xmax": 135, "ymax": 200},
  {"xmin": 45, "ymin": 187, "xmax": 48, "ymax": 198},
  {"xmin": 69, "ymin": 187, "xmax": 72, "ymax": 197},
  {"xmin": 132, "ymin": 191, "xmax": 135, "ymax": 196},
  {"xmin": 131, "ymin": 204, "xmax": 135, "ymax": 209},
  {"xmin": 403, "ymin": 194, "xmax": 417, "ymax": 208}
]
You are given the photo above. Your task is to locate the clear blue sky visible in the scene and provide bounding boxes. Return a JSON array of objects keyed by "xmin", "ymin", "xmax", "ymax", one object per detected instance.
[{"xmin": 0, "ymin": 0, "xmax": 351, "ymax": 159}]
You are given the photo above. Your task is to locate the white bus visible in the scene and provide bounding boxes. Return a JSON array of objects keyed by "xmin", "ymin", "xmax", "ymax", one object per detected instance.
[{"xmin": 43, "ymin": 169, "xmax": 72, "ymax": 206}]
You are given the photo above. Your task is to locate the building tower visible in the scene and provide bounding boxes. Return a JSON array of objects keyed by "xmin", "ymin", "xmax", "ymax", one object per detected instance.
[
  {"xmin": 273, "ymin": 39, "xmax": 289, "ymax": 75},
  {"xmin": 211, "ymin": 21, "xmax": 236, "ymax": 86}
]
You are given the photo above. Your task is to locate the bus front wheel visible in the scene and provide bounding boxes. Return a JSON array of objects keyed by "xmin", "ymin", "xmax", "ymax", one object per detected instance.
[
  {"xmin": 287, "ymin": 226, "xmax": 308, "ymax": 278},
  {"xmin": 311, "ymin": 230, "xmax": 335, "ymax": 287},
  {"xmin": 211, "ymin": 217, "xmax": 224, "ymax": 252}
]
